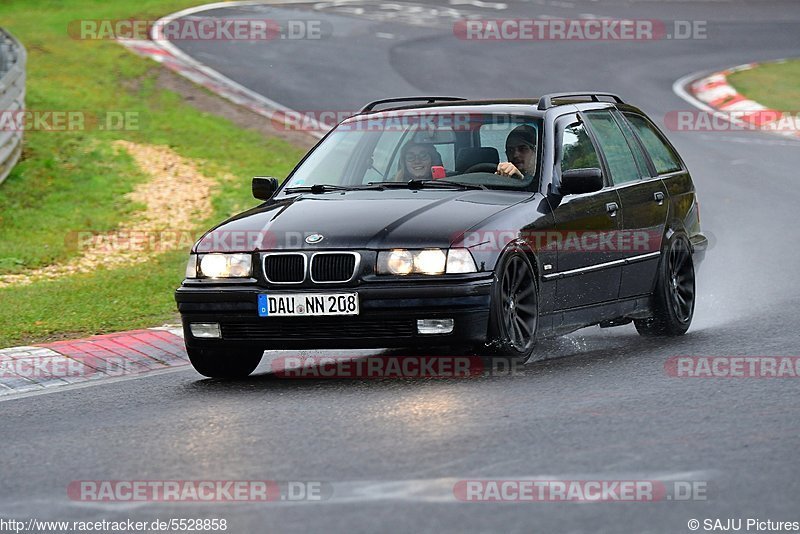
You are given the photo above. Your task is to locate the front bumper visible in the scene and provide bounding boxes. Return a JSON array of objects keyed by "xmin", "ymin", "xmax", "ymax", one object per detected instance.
[{"xmin": 175, "ymin": 276, "xmax": 493, "ymax": 350}]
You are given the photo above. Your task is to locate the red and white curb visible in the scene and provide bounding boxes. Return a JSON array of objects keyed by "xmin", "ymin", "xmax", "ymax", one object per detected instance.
[
  {"xmin": 0, "ymin": 327, "xmax": 189, "ymax": 397},
  {"xmin": 117, "ymin": 1, "xmax": 328, "ymax": 139},
  {"xmin": 673, "ymin": 60, "xmax": 800, "ymax": 139}
]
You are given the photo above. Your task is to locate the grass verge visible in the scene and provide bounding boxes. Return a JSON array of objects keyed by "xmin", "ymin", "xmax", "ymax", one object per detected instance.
[
  {"xmin": 0, "ymin": 0, "xmax": 305, "ymax": 346},
  {"xmin": 726, "ymin": 59, "xmax": 800, "ymax": 111}
]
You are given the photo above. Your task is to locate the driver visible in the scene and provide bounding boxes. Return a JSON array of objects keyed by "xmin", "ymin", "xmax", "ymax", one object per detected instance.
[{"xmin": 495, "ymin": 124, "xmax": 537, "ymax": 180}]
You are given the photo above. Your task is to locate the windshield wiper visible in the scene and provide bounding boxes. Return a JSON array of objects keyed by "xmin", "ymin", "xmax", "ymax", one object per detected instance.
[
  {"xmin": 367, "ymin": 180, "xmax": 486, "ymax": 190},
  {"xmin": 284, "ymin": 184, "xmax": 382, "ymax": 194}
]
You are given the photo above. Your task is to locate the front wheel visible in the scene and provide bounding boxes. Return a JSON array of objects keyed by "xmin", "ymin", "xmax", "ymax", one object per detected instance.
[
  {"xmin": 635, "ymin": 234, "xmax": 696, "ymax": 337},
  {"xmin": 485, "ymin": 249, "xmax": 539, "ymax": 362},
  {"xmin": 187, "ymin": 347, "xmax": 263, "ymax": 378}
]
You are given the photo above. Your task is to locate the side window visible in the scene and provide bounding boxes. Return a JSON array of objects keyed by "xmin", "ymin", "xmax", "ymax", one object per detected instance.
[
  {"xmin": 624, "ymin": 113, "xmax": 682, "ymax": 174},
  {"xmin": 363, "ymin": 130, "xmax": 408, "ymax": 183},
  {"xmin": 560, "ymin": 122, "xmax": 600, "ymax": 173},
  {"xmin": 584, "ymin": 111, "xmax": 641, "ymax": 185}
]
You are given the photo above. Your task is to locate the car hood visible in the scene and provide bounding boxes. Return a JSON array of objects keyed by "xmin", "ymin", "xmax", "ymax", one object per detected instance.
[{"xmin": 195, "ymin": 189, "xmax": 530, "ymax": 252}]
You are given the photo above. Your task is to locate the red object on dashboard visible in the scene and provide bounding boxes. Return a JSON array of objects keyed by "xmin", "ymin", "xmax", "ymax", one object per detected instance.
[{"xmin": 431, "ymin": 166, "xmax": 446, "ymax": 180}]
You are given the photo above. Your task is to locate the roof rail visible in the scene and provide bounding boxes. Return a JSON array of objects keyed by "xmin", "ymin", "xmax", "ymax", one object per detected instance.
[
  {"xmin": 537, "ymin": 92, "xmax": 624, "ymax": 110},
  {"xmin": 359, "ymin": 96, "xmax": 467, "ymax": 113}
]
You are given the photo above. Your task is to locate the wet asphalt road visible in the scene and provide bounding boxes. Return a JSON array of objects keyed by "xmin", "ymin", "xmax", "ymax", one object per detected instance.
[{"xmin": 2, "ymin": 1, "xmax": 800, "ymax": 532}]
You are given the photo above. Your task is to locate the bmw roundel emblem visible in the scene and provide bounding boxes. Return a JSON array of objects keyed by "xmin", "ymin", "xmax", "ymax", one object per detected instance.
[{"xmin": 305, "ymin": 233, "xmax": 324, "ymax": 244}]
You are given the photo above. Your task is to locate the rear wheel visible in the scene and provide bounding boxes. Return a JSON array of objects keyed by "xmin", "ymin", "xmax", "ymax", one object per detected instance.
[
  {"xmin": 485, "ymin": 250, "xmax": 539, "ymax": 362},
  {"xmin": 635, "ymin": 234, "xmax": 695, "ymax": 337},
  {"xmin": 187, "ymin": 347, "xmax": 263, "ymax": 378}
]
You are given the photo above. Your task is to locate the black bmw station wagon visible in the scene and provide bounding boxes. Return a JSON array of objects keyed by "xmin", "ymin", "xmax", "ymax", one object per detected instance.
[{"xmin": 176, "ymin": 93, "xmax": 707, "ymax": 377}]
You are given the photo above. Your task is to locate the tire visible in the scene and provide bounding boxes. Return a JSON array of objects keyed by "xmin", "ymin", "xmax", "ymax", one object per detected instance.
[
  {"xmin": 484, "ymin": 249, "xmax": 539, "ymax": 362},
  {"xmin": 187, "ymin": 346, "xmax": 263, "ymax": 378},
  {"xmin": 635, "ymin": 234, "xmax": 696, "ymax": 337}
]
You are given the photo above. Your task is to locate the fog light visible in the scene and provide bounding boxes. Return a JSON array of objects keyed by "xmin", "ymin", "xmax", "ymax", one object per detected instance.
[
  {"xmin": 190, "ymin": 323, "xmax": 221, "ymax": 338},
  {"xmin": 417, "ymin": 318, "xmax": 454, "ymax": 335}
]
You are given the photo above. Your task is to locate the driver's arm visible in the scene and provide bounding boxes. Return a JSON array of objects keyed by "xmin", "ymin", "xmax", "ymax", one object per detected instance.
[{"xmin": 495, "ymin": 162, "xmax": 525, "ymax": 179}]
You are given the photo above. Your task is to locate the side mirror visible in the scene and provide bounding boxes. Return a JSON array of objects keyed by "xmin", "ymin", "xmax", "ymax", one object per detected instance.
[
  {"xmin": 560, "ymin": 168, "xmax": 603, "ymax": 195},
  {"xmin": 252, "ymin": 176, "xmax": 279, "ymax": 200}
]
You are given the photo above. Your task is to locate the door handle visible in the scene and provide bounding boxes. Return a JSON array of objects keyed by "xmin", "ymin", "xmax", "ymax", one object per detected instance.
[
  {"xmin": 654, "ymin": 191, "xmax": 665, "ymax": 205},
  {"xmin": 606, "ymin": 202, "xmax": 619, "ymax": 216}
]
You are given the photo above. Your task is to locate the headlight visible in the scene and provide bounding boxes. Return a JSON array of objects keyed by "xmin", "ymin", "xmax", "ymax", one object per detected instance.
[
  {"xmin": 196, "ymin": 253, "xmax": 253, "ymax": 278},
  {"xmin": 385, "ymin": 249, "xmax": 414, "ymax": 275},
  {"xmin": 377, "ymin": 248, "xmax": 476, "ymax": 275},
  {"xmin": 414, "ymin": 249, "xmax": 446, "ymax": 275}
]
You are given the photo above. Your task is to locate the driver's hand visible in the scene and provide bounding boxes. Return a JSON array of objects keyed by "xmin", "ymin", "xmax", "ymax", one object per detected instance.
[{"xmin": 496, "ymin": 162, "xmax": 524, "ymax": 179}]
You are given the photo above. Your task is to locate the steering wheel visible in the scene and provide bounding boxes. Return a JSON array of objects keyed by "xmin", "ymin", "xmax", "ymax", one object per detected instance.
[{"xmin": 463, "ymin": 162, "xmax": 499, "ymax": 174}]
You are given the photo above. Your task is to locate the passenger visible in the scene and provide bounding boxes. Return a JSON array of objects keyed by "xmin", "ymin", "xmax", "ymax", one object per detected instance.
[
  {"xmin": 496, "ymin": 124, "xmax": 537, "ymax": 179},
  {"xmin": 393, "ymin": 142, "xmax": 442, "ymax": 181}
]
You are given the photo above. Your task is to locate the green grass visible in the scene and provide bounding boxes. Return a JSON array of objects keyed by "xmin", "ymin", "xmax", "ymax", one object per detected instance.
[
  {"xmin": 0, "ymin": 0, "xmax": 305, "ymax": 346},
  {"xmin": 0, "ymin": 252, "xmax": 187, "ymax": 343},
  {"xmin": 727, "ymin": 59, "xmax": 800, "ymax": 111}
]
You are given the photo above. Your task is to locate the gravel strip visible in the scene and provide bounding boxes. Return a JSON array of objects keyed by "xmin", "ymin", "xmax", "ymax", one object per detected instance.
[{"xmin": 0, "ymin": 141, "xmax": 217, "ymax": 288}]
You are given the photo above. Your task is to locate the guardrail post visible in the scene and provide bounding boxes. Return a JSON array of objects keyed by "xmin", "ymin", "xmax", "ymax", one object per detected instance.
[{"xmin": 0, "ymin": 28, "xmax": 26, "ymax": 186}]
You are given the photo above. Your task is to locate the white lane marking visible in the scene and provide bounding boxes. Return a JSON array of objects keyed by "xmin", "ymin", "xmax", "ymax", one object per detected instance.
[
  {"xmin": 673, "ymin": 71, "xmax": 729, "ymax": 112},
  {"xmin": 150, "ymin": 325, "xmax": 185, "ymax": 337},
  {"xmin": 149, "ymin": 1, "xmax": 330, "ymax": 138},
  {"xmin": 692, "ymin": 134, "xmax": 800, "ymax": 147},
  {"xmin": 448, "ymin": 0, "xmax": 507, "ymax": 10},
  {"xmin": 375, "ymin": 31, "xmax": 395, "ymax": 38},
  {"xmin": 0, "ymin": 365, "xmax": 193, "ymax": 403},
  {"xmin": 0, "ymin": 326, "xmax": 190, "ymax": 401},
  {"xmin": 0, "ymin": 346, "xmax": 61, "ymax": 357},
  {"xmin": 323, "ymin": 470, "xmax": 713, "ymax": 504},
  {"xmin": 12, "ymin": 471, "xmax": 714, "ymax": 510}
]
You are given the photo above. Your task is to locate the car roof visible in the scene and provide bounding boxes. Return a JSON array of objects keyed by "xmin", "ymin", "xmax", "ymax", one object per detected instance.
[
  {"xmin": 342, "ymin": 96, "xmax": 647, "ymax": 125},
  {"xmin": 341, "ymin": 100, "xmax": 547, "ymax": 124}
]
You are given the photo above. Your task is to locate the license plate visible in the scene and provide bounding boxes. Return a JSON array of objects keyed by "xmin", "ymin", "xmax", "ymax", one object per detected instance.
[{"xmin": 258, "ymin": 293, "xmax": 359, "ymax": 317}]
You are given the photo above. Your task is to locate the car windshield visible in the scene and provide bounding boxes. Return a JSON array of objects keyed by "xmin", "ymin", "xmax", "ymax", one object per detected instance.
[{"xmin": 279, "ymin": 112, "xmax": 542, "ymax": 194}]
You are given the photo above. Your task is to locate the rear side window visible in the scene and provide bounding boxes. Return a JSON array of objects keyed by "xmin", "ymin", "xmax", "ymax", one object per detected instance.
[
  {"xmin": 584, "ymin": 111, "xmax": 641, "ymax": 185},
  {"xmin": 560, "ymin": 122, "xmax": 600, "ymax": 173},
  {"xmin": 624, "ymin": 113, "xmax": 682, "ymax": 174},
  {"xmin": 612, "ymin": 111, "xmax": 652, "ymax": 178}
]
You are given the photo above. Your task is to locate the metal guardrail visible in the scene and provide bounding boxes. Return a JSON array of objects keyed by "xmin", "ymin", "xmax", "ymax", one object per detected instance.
[{"xmin": 0, "ymin": 28, "xmax": 25, "ymax": 185}]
